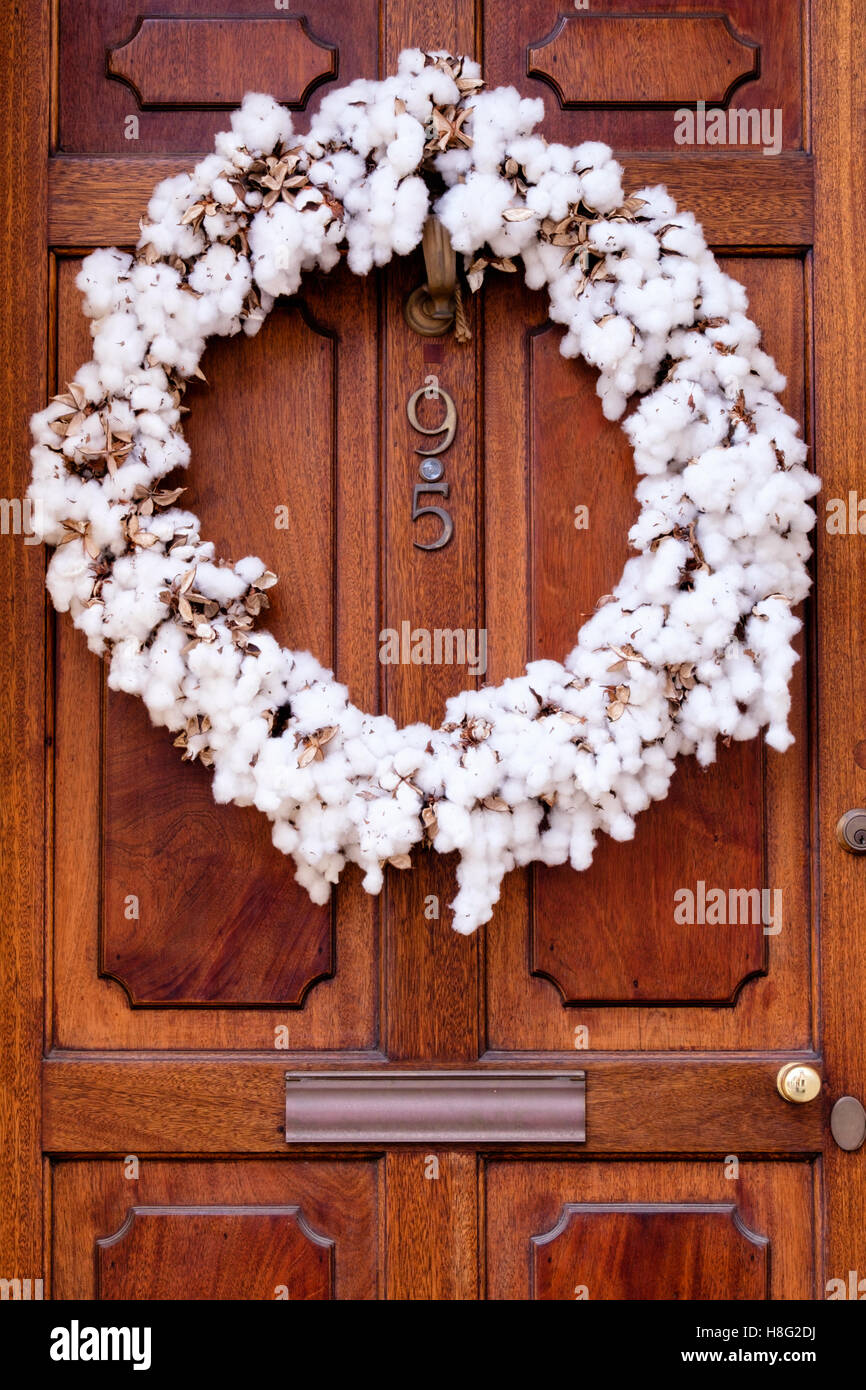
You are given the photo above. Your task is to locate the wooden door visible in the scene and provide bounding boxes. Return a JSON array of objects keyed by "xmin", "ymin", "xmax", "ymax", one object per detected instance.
[{"xmin": 2, "ymin": 0, "xmax": 864, "ymax": 1302}]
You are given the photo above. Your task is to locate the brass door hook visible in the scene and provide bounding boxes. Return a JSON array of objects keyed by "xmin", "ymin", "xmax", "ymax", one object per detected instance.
[{"xmin": 405, "ymin": 216, "xmax": 458, "ymax": 336}]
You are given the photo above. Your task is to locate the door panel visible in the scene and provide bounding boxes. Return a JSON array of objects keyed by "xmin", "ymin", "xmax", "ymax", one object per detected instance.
[
  {"xmin": 485, "ymin": 1161, "xmax": 814, "ymax": 1300},
  {"xmin": 484, "ymin": 0, "xmax": 804, "ymax": 149},
  {"xmin": 52, "ymin": 1159, "xmax": 380, "ymax": 1299},
  {"xmin": 483, "ymin": 256, "xmax": 812, "ymax": 1045},
  {"xmin": 57, "ymin": 0, "xmax": 378, "ymax": 153},
  {"xmin": 52, "ymin": 257, "xmax": 380, "ymax": 1047}
]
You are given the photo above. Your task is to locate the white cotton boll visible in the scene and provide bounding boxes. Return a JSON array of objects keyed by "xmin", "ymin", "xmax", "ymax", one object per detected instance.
[
  {"xmin": 92, "ymin": 312, "xmax": 147, "ymax": 373},
  {"xmin": 615, "ymin": 277, "xmax": 684, "ymax": 337},
  {"xmin": 658, "ymin": 216, "xmax": 706, "ymax": 261},
  {"xmin": 581, "ymin": 314, "xmax": 634, "ymax": 370},
  {"xmin": 434, "ymin": 148, "xmax": 475, "ymax": 190},
  {"xmin": 523, "ymin": 182, "xmax": 553, "ymax": 220},
  {"xmin": 129, "ymin": 383, "xmax": 172, "ymax": 414},
  {"xmin": 189, "ymin": 242, "xmax": 249, "ymax": 300},
  {"xmin": 462, "ymin": 89, "xmax": 545, "ymax": 173},
  {"xmin": 435, "ymin": 172, "xmax": 513, "ymax": 253},
  {"xmin": 106, "ymin": 638, "xmax": 149, "ymax": 696},
  {"xmin": 248, "ymin": 202, "xmax": 306, "ymax": 296},
  {"xmin": 211, "ymin": 175, "xmax": 242, "ymax": 209},
  {"xmin": 580, "ymin": 162, "xmax": 624, "ymax": 213},
  {"xmin": 290, "ymin": 681, "xmax": 349, "ymax": 730},
  {"xmin": 386, "ymin": 113, "xmax": 425, "ymax": 177},
  {"xmin": 521, "ymin": 238, "xmax": 568, "ymax": 290},
  {"xmin": 30, "ymin": 402, "xmax": 74, "ymax": 449},
  {"xmin": 75, "ymin": 248, "xmax": 133, "ymax": 320},
  {"xmin": 192, "ymin": 561, "xmax": 247, "ymax": 604},
  {"xmin": 293, "ymin": 861, "xmax": 332, "ymax": 904},
  {"xmin": 308, "ymin": 150, "xmax": 366, "ymax": 200},
  {"xmin": 229, "ymin": 92, "xmax": 293, "ymax": 156},
  {"xmin": 74, "ymin": 361, "xmax": 109, "ymax": 404},
  {"xmin": 26, "ymin": 472, "xmax": 72, "ymax": 546},
  {"xmin": 234, "ymin": 555, "xmax": 268, "ymax": 586},
  {"xmin": 573, "ymin": 140, "xmax": 615, "ymax": 172},
  {"xmin": 78, "ymin": 487, "xmax": 124, "ymax": 551},
  {"xmin": 698, "ymin": 261, "xmax": 748, "ymax": 318},
  {"xmin": 766, "ymin": 722, "xmax": 795, "ymax": 753},
  {"xmin": 639, "ymin": 185, "xmax": 678, "ymax": 221},
  {"xmin": 188, "ymin": 153, "xmax": 227, "ymax": 197},
  {"xmin": 433, "ymin": 799, "xmax": 473, "ymax": 852},
  {"xmin": 201, "ymin": 209, "xmax": 239, "ymax": 243},
  {"xmin": 509, "ymin": 135, "xmax": 551, "ymax": 183},
  {"xmin": 391, "ymin": 175, "xmax": 429, "ymax": 255},
  {"xmin": 46, "ymin": 541, "xmax": 94, "ymax": 612},
  {"xmin": 141, "ymin": 677, "xmax": 180, "ymax": 720},
  {"xmin": 406, "ymin": 65, "xmax": 461, "ymax": 113}
]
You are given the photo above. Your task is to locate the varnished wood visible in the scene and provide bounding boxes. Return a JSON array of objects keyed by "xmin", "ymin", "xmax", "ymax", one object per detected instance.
[
  {"xmin": 486, "ymin": 1162, "xmax": 812, "ymax": 1300},
  {"xmin": 52, "ymin": 259, "xmax": 380, "ymax": 1049},
  {"xmin": 42, "ymin": 1056, "xmax": 825, "ymax": 1155},
  {"xmin": 2, "ymin": 0, "xmax": 858, "ymax": 1303},
  {"xmin": 813, "ymin": 0, "xmax": 866, "ymax": 1297},
  {"xmin": 524, "ymin": 315, "xmax": 765, "ymax": 1006},
  {"xmin": 47, "ymin": 152, "xmax": 815, "ymax": 251},
  {"xmin": 530, "ymin": 1203, "xmax": 768, "ymax": 1301},
  {"xmin": 486, "ymin": 0, "xmax": 805, "ymax": 152},
  {"xmin": 97, "ymin": 1205, "xmax": 334, "ymax": 1300},
  {"xmin": 379, "ymin": 0, "xmax": 481, "ymax": 1068},
  {"xmin": 100, "ymin": 291, "xmax": 339, "ymax": 1008},
  {"xmin": 107, "ymin": 16, "xmax": 336, "ymax": 110},
  {"xmin": 0, "ymin": 0, "xmax": 49, "ymax": 1290},
  {"xmin": 528, "ymin": 14, "xmax": 759, "ymax": 108},
  {"xmin": 52, "ymin": 1159, "xmax": 379, "ymax": 1299},
  {"xmin": 57, "ymin": 0, "xmax": 377, "ymax": 153},
  {"xmin": 385, "ymin": 1151, "xmax": 478, "ymax": 1300},
  {"xmin": 484, "ymin": 255, "xmax": 811, "ymax": 1045}
]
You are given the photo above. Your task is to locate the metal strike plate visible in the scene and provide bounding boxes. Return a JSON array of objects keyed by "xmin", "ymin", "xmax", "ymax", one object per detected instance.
[{"xmin": 285, "ymin": 1070, "xmax": 586, "ymax": 1144}]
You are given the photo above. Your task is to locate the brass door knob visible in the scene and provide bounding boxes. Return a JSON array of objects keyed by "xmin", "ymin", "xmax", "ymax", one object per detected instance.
[{"xmin": 776, "ymin": 1062, "xmax": 822, "ymax": 1103}]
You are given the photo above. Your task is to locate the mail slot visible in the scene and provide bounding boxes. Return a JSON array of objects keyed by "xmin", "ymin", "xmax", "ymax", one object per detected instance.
[{"xmin": 284, "ymin": 1070, "xmax": 586, "ymax": 1144}]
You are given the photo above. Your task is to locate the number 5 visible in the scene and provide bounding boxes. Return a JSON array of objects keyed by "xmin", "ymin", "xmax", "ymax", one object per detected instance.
[{"xmin": 412, "ymin": 482, "xmax": 453, "ymax": 550}]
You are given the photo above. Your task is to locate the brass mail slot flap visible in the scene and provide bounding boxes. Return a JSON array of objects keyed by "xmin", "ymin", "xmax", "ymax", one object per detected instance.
[{"xmin": 285, "ymin": 1070, "xmax": 586, "ymax": 1144}]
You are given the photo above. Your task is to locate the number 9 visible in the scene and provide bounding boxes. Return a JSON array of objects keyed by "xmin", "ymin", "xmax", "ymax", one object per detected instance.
[{"xmin": 406, "ymin": 385, "xmax": 457, "ymax": 456}]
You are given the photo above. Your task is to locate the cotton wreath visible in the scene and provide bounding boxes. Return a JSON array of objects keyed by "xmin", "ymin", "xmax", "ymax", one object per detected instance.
[{"xmin": 28, "ymin": 51, "xmax": 819, "ymax": 934}]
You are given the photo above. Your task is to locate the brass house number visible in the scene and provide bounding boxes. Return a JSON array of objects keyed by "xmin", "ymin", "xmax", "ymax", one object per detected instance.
[{"xmin": 407, "ymin": 381, "xmax": 457, "ymax": 550}]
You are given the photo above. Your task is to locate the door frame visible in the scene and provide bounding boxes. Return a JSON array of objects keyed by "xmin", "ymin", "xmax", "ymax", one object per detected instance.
[{"xmin": 1, "ymin": 0, "xmax": 864, "ymax": 1297}]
